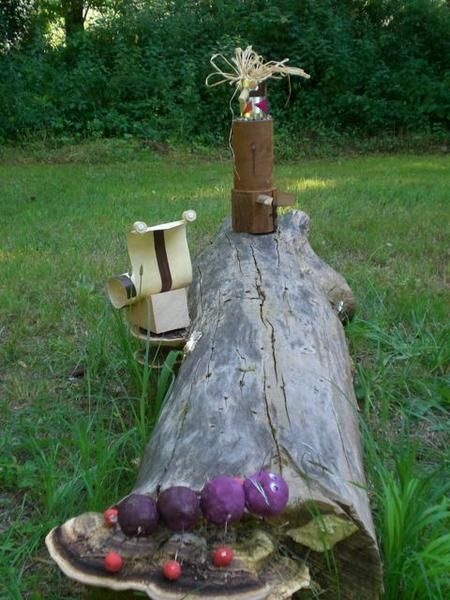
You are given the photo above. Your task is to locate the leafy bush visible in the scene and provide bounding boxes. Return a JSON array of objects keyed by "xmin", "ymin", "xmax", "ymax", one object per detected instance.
[{"xmin": 0, "ymin": 0, "xmax": 449, "ymax": 143}]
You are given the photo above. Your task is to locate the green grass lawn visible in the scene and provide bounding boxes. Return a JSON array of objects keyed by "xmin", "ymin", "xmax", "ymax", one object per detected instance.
[{"xmin": 0, "ymin": 143, "xmax": 449, "ymax": 598}]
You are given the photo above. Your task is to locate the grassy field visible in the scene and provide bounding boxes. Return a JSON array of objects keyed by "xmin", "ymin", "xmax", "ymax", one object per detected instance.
[{"xmin": 0, "ymin": 142, "xmax": 449, "ymax": 598}]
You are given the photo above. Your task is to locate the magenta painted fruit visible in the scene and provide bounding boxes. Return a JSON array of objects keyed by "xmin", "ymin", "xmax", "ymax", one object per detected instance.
[
  {"xmin": 157, "ymin": 486, "xmax": 201, "ymax": 532},
  {"xmin": 117, "ymin": 494, "xmax": 159, "ymax": 537},
  {"xmin": 243, "ymin": 471, "xmax": 289, "ymax": 517},
  {"xmin": 200, "ymin": 476, "xmax": 245, "ymax": 525}
]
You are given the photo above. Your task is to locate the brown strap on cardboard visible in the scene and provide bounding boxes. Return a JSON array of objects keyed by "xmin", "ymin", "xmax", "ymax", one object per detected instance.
[{"xmin": 153, "ymin": 230, "xmax": 173, "ymax": 292}]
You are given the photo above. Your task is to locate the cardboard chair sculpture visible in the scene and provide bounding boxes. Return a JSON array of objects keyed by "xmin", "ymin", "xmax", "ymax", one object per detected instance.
[
  {"xmin": 206, "ymin": 46, "xmax": 311, "ymax": 234},
  {"xmin": 106, "ymin": 210, "xmax": 197, "ymax": 342}
]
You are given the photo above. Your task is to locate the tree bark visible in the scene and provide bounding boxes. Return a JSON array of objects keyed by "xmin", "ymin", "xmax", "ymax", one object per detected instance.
[
  {"xmin": 46, "ymin": 211, "xmax": 382, "ymax": 599},
  {"xmin": 63, "ymin": 0, "xmax": 85, "ymax": 38}
]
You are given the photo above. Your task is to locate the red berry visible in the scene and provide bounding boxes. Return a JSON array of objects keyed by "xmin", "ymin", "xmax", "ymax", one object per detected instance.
[
  {"xmin": 104, "ymin": 551, "xmax": 123, "ymax": 573},
  {"xmin": 163, "ymin": 560, "xmax": 182, "ymax": 581},
  {"xmin": 103, "ymin": 507, "xmax": 118, "ymax": 527},
  {"xmin": 213, "ymin": 546, "xmax": 234, "ymax": 567}
]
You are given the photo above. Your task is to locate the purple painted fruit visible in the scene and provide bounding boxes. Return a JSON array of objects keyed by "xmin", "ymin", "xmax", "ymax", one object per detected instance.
[
  {"xmin": 157, "ymin": 486, "xmax": 201, "ymax": 531},
  {"xmin": 117, "ymin": 494, "xmax": 159, "ymax": 537},
  {"xmin": 200, "ymin": 476, "xmax": 245, "ymax": 525},
  {"xmin": 243, "ymin": 471, "xmax": 289, "ymax": 517}
]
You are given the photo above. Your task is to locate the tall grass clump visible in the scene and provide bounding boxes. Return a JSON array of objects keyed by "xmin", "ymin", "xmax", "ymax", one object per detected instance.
[
  {"xmin": 107, "ymin": 308, "xmax": 182, "ymax": 446},
  {"xmin": 363, "ymin": 434, "xmax": 450, "ymax": 599}
]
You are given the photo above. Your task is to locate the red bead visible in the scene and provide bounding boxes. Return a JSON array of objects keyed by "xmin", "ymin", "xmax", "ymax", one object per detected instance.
[
  {"xmin": 103, "ymin": 507, "xmax": 118, "ymax": 527},
  {"xmin": 163, "ymin": 560, "xmax": 182, "ymax": 581},
  {"xmin": 104, "ymin": 551, "xmax": 123, "ymax": 573},
  {"xmin": 213, "ymin": 546, "xmax": 234, "ymax": 567}
]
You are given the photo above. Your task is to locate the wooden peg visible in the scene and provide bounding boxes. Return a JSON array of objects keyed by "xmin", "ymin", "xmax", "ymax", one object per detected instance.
[{"xmin": 256, "ymin": 194, "xmax": 273, "ymax": 206}]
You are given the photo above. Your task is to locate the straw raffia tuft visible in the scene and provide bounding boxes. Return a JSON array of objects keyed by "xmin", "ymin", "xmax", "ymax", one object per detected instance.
[{"xmin": 205, "ymin": 46, "xmax": 310, "ymax": 89}]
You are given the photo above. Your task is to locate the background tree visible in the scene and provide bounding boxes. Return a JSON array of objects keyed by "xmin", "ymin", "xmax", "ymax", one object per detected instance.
[
  {"xmin": 61, "ymin": 0, "xmax": 84, "ymax": 37},
  {"xmin": 41, "ymin": 0, "xmax": 126, "ymax": 40},
  {"xmin": 0, "ymin": 0, "xmax": 37, "ymax": 52}
]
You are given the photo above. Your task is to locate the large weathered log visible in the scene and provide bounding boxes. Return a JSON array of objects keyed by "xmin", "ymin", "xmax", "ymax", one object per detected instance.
[{"xmin": 46, "ymin": 211, "xmax": 381, "ymax": 599}]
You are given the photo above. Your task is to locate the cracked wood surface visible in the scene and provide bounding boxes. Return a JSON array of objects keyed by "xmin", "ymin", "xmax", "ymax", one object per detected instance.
[
  {"xmin": 136, "ymin": 211, "xmax": 361, "ymax": 505},
  {"xmin": 47, "ymin": 211, "xmax": 381, "ymax": 599}
]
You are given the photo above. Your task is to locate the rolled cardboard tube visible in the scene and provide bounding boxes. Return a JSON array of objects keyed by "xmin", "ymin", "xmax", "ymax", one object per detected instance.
[
  {"xmin": 106, "ymin": 274, "xmax": 138, "ymax": 309},
  {"xmin": 231, "ymin": 119, "xmax": 274, "ymax": 191}
]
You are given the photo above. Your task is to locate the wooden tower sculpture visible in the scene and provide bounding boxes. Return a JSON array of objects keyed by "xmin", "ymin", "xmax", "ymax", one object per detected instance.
[
  {"xmin": 106, "ymin": 210, "xmax": 196, "ymax": 344},
  {"xmin": 207, "ymin": 46, "xmax": 310, "ymax": 234}
]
